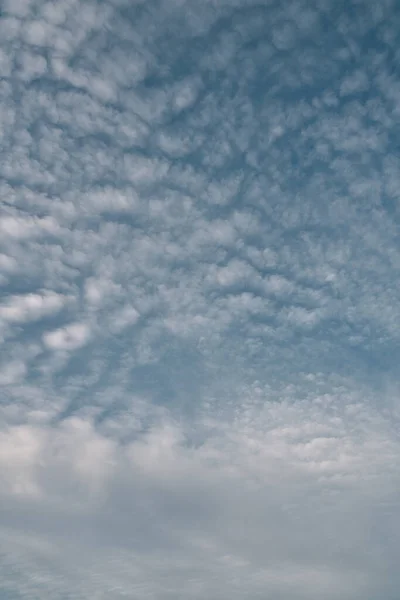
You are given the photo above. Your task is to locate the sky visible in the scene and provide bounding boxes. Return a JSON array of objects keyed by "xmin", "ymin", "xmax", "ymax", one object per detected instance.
[{"xmin": 1, "ymin": 0, "xmax": 400, "ymax": 598}]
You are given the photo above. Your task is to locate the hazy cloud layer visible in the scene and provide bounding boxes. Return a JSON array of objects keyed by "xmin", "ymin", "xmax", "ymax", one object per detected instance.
[{"xmin": 1, "ymin": 0, "xmax": 400, "ymax": 598}]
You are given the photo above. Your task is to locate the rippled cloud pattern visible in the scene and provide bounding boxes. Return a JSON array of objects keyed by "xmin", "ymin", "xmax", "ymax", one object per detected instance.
[{"xmin": 1, "ymin": 0, "xmax": 400, "ymax": 598}]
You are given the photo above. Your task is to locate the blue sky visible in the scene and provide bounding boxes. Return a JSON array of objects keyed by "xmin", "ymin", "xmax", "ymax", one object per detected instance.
[{"xmin": 1, "ymin": 0, "xmax": 400, "ymax": 598}]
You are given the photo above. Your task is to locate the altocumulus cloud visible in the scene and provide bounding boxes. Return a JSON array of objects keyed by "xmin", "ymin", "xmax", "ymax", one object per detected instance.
[{"xmin": 1, "ymin": 0, "xmax": 400, "ymax": 598}]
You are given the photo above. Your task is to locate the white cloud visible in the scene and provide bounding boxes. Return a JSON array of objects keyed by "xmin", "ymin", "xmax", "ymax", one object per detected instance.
[
  {"xmin": 0, "ymin": 361, "xmax": 27, "ymax": 386},
  {"xmin": 0, "ymin": 215, "xmax": 60, "ymax": 239},
  {"xmin": 109, "ymin": 304, "xmax": 140, "ymax": 333},
  {"xmin": 0, "ymin": 291, "xmax": 67, "ymax": 324},
  {"xmin": 1, "ymin": 0, "xmax": 400, "ymax": 597},
  {"xmin": 0, "ymin": 252, "xmax": 17, "ymax": 273},
  {"xmin": 43, "ymin": 322, "xmax": 90, "ymax": 351},
  {"xmin": 0, "ymin": 390, "xmax": 399, "ymax": 598},
  {"xmin": 18, "ymin": 51, "xmax": 48, "ymax": 82},
  {"xmin": 3, "ymin": 0, "xmax": 33, "ymax": 17},
  {"xmin": 172, "ymin": 76, "xmax": 203, "ymax": 112}
]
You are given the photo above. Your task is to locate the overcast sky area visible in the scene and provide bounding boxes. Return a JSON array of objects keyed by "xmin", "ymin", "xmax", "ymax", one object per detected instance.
[{"xmin": 1, "ymin": 0, "xmax": 400, "ymax": 598}]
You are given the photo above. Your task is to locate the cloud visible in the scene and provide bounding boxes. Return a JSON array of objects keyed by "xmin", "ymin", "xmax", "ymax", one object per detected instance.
[
  {"xmin": 1, "ymin": 0, "xmax": 400, "ymax": 598},
  {"xmin": 1, "ymin": 391, "xmax": 400, "ymax": 599},
  {"xmin": 43, "ymin": 322, "xmax": 91, "ymax": 351},
  {"xmin": 0, "ymin": 290, "xmax": 68, "ymax": 324}
]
